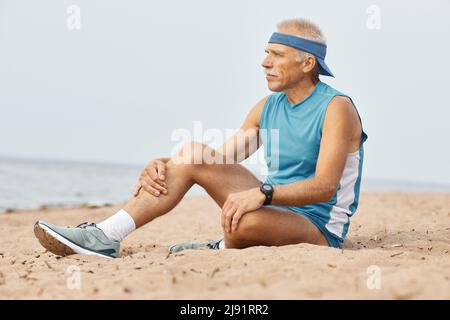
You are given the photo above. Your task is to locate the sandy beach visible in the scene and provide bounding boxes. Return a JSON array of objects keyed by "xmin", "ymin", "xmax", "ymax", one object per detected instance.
[{"xmin": 0, "ymin": 192, "xmax": 449, "ymax": 299}]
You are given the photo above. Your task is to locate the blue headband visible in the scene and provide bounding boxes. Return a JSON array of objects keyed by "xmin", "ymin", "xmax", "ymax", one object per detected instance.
[{"xmin": 268, "ymin": 32, "xmax": 334, "ymax": 77}]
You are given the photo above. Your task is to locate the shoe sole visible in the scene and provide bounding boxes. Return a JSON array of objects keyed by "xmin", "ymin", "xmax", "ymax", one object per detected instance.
[{"xmin": 34, "ymin": 222, "xmax": 114, "ymax": 259}]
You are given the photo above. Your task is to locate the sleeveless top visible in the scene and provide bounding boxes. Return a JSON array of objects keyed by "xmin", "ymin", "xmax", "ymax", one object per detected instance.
[{"xmin": 259, "ymin": 81, "xmax": 368, "ymax": 243}]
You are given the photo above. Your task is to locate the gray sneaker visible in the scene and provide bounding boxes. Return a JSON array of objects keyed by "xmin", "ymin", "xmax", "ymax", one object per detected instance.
[
  {"xmin": 34, "ymin": 220, "xmax": 120, "ymax": 259},
  {"xmin": 169, "ymin": 238, "xmax": 224, "ymax": 254}
]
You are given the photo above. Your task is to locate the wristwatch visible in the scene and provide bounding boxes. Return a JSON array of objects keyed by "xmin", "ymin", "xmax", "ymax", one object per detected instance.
[{"xmin": 259, "ymin": 183, "xmax": 274, "ymax": 205}]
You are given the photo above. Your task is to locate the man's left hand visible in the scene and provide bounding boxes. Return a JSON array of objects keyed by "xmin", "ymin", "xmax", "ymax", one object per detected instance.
[{"xmin": 221, "ymin": 187, "xmax": 266, "ymax": 233}]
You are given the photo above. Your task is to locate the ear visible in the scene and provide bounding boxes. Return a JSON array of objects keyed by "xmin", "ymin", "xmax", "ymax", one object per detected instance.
[{"xmin": 302, "ymin": 56, "xmax": 317, "ymax": 73}]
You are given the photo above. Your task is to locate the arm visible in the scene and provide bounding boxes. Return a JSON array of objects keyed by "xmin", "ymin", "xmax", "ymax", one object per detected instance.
[
  {"xmin": 270, "ymin": 96, "xmax": 356, "ymax": 206},
  {"xmin": 215, "ymin": 96, "xmax": 268, "ymax": 164},
  {"xmin": 221, "ymin": 96, "xmax": 359, "ymax": 233}
]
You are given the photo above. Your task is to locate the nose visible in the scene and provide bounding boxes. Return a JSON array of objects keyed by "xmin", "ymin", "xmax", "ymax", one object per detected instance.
[{"xmin": 261, "ymin": 56, "xmax": 273, "ymax": 69}]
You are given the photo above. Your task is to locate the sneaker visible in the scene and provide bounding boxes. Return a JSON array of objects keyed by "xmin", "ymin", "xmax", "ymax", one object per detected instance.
[
  {"xmin": 34, "ymin": 220, "xmax": 120, "ymax": 259},
  {"xmin": 169, "ymin": 238, "xmax": 224, "ymax": 254}
]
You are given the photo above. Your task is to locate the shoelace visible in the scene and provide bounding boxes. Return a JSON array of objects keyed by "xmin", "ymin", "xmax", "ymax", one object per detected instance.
[
  {"xmin": 207, "ymin": 238, "xmax": 223, "ymax": 250},
  {"xmin": 76, "ymin": 222, "xmax": 96, "ymax": 229}
]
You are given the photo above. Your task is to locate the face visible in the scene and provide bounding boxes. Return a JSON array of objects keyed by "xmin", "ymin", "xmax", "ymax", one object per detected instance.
[{"xmin": 261, "ymin": 31, "xmax": 317, "ymax": 91}]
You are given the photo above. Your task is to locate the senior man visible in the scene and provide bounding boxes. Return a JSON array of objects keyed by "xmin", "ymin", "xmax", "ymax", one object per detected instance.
[{"xmin": 34, "ymin": 18, "xmax": 368, "ymax": 258}]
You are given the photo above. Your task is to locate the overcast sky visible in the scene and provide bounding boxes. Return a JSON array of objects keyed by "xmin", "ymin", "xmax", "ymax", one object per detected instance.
[{"xmin": 0, "ymin": 0, "xmax": 449, "ymax": 184}]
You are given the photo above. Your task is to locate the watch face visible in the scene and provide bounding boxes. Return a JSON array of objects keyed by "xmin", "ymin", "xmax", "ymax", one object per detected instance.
[{"xmin": 263, "ymin": 184, "xmax": 271, "ymax": 191}]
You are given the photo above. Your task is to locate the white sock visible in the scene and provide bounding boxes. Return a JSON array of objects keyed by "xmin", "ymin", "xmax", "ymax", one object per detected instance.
[{"xmin": 97, "ymin": 209, "xmax": 136, "ymax": 242}]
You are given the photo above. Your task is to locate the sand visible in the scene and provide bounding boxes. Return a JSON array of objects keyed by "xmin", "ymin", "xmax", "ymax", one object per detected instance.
[{"xmin": 0, "ymin": 192, "xmax": 449, "ymax": 299}]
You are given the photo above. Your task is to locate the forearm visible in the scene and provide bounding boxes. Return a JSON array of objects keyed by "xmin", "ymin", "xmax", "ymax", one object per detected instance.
[
  {"xmin": 216, "ymin": 128, "xmax": 260, "ymax": 164},
  {"xmin": 270, "ymin": 177, "xmax": 336, "ymax": 207}
]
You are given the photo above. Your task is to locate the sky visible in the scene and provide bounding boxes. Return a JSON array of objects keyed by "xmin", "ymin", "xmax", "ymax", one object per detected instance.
[{"xmin": 0, "ymin": 0, "xmax": 449, "ymax": 185}]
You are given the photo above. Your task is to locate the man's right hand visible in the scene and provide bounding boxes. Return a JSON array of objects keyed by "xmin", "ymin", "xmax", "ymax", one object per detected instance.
[{"xmin": 133, "ymin": 159, "xmax": 168, "ymax": 197}]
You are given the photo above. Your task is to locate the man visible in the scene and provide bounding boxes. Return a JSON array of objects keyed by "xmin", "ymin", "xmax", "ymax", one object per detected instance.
[{"xmin": 34, "ymin": 18, "xmax": 368, "ymax": 258}]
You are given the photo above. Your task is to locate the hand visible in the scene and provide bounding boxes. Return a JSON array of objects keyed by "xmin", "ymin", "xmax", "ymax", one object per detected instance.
[
  {"xmin": 133, "ymin": 159, "xmax": 168, "ymax": 197},
  {"xmin": 221, "ymin": 187, "xmax": 266, "ymax": 233}
]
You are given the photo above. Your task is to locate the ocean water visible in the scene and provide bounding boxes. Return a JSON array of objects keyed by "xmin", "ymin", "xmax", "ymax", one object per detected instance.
[
  {"xmin": 0, "ymin": 157, "xmax": 448, "ymax": 214},
  {"xmin": 0, "ymin": 157, "xmax": 141, "ymax": 213},
  {"xmin": 0, "ymin": 156, "xmax": 211, "ymax": 214}
]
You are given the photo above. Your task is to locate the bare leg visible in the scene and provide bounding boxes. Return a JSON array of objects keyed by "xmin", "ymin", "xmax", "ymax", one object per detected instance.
[
  {"xmin": 123, "ymin": 142, "xmax": 260, "ymax": 228},
  {"xmin": 123, "ymin": 142, "xmax": 328, "ymax": 247},
  {"xmin": 123, "ymin": 158, "xmax": 196, "ymax": 228}
]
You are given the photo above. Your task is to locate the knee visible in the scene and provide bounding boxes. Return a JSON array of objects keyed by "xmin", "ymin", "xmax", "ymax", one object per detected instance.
[
  {"xmin": 173, "ymin": 141, "xmax": 208, "ymax": 165},
  {"xmin": 224, "ymin": 212, "xmax": 260, "ymax": 249},
  {"xmin": 164, "ymin": 141, "xmax": 208, "ymax": 181}
]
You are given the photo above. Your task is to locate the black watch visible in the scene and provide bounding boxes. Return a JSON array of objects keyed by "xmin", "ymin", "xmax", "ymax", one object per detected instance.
[{"xmin": 259, "ymin": 183, "xmax": 274, "ymax": 205}]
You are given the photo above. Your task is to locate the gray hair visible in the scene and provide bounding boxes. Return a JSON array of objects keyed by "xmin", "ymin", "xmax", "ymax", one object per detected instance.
[{"xmin": 277, "ymin": 18, "xmax": 326, "ymax": 76}]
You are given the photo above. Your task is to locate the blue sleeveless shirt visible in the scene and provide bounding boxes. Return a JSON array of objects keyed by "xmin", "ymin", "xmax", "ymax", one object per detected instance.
[{"xmin": 259, "ymin": 81, "xmax": 368, "ymax": 248}]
